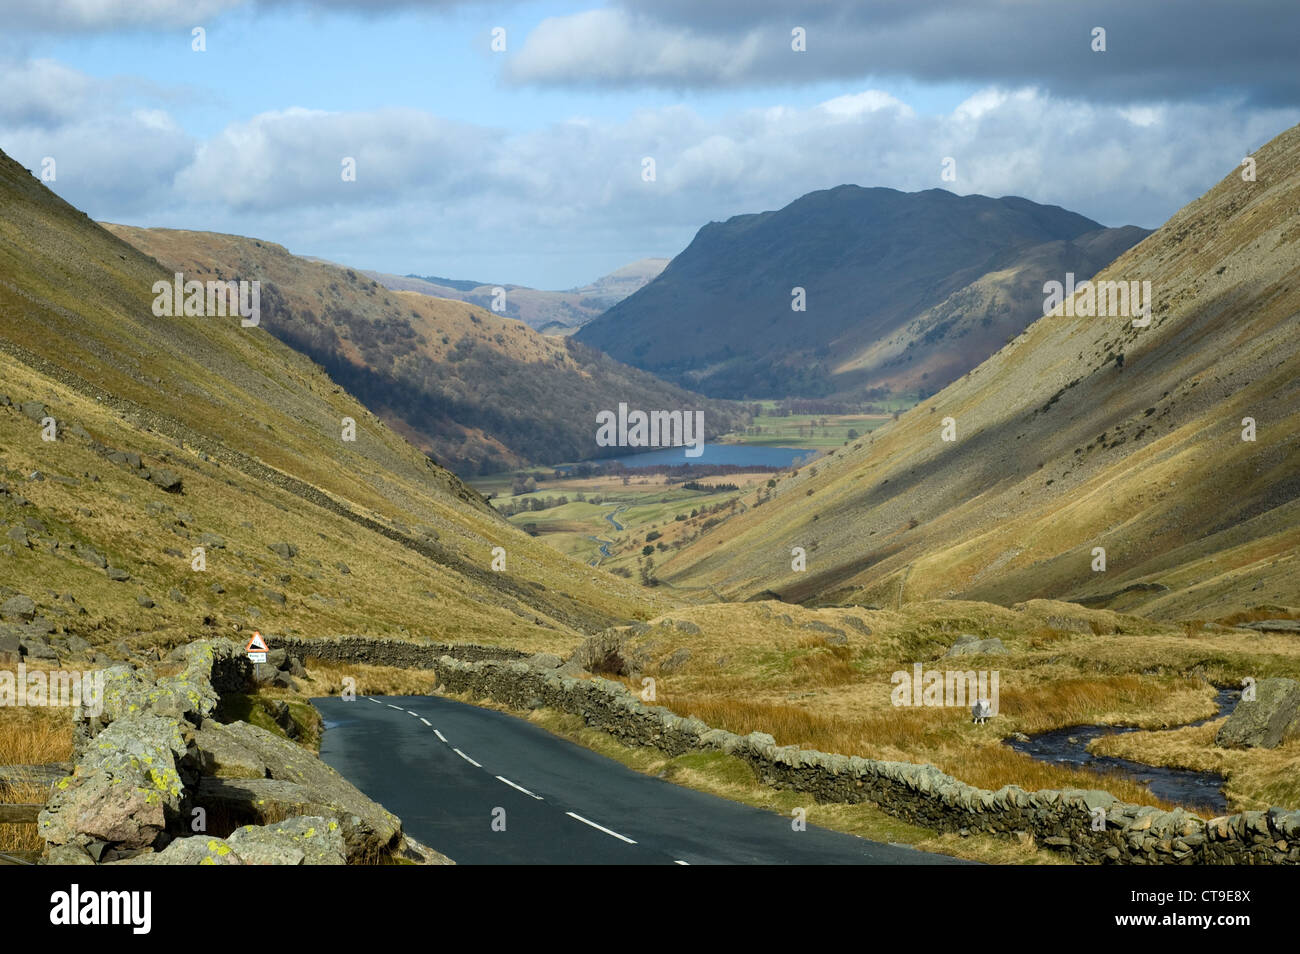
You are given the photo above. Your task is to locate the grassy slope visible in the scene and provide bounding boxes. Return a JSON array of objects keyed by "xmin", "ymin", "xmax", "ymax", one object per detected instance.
[
  {"xmin": 0, "ymin": 148, "xmax": 669, "ymax": 654},
  {"xmin": 660, "ymin": 122, "xmax": 1300, "ymax": 620},
  {"xmin": 100, "ymin": 226, "xmax": 740, "ymax": 475}
]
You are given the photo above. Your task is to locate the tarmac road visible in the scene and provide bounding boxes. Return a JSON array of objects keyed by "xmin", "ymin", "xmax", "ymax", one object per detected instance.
[{"xmin": 313, "ymin": 693, "xmax": 972, "ymax": 866}]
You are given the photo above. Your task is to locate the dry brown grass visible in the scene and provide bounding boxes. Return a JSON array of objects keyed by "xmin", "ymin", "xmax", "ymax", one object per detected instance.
[
  {"xmin": 655, "ymin": 689, "xmax": 1180, "ymax": 809},
  {"xmin": 298, "ymin": 657, "xmax": 439, "ymax": 697}
]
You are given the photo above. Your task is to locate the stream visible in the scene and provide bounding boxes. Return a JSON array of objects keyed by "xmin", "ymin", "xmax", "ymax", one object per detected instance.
[{"xmin": 1004, "ymin": 688, "xmax": 1237, "ymax": 815}]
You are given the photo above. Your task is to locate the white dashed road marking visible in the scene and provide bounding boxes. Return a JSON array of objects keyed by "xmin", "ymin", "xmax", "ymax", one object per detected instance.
[
  {"xmin": 565, "ymin": 811, "xmax": 637, "ymax": 844},
  {"xmin": 420, "ymin": 718, "xmax": 432, "ymax": 727},
  {"xmin": 453, "ymin": 748, "xmax": 482, "ymax": 768},
  {"xmin": 367, "ymin": 697, "xmax": 382, "ymax": 704},
  {"xmin": 387, "ymin": 704, "xmax": 403, "ymax": 710},
  {"xmin": 407, "ymin": 710, "xmax": 419, "ymax": 716},
  {"xmin": 675, "ymin": 860, "xmax": 690, "ymax": 865},
  {"xmin": 496, "ymin": 775, "xmax": 543, "ymax": 800},
  {"xmin": 434, "ymin": 729, "xmax": 448, "ymax": 743}
]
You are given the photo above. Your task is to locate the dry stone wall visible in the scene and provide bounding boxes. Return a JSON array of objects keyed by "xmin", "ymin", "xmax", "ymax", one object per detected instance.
[{"xmin": 277, "ymin": 635, "xmax": 526, "ymax": 669}]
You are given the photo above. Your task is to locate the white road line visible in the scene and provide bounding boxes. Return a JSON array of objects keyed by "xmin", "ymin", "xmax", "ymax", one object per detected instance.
[
  {"xmin": 420, "ymin": 718, "xmax": 432, "ymax": 727},
  {"xmin": 407, "ymin": 710, "xmax": 419, "ymax": 716},
  {"xmin": 565, "ymin": 811, "xmax": 637, "ymax": 844},
  {"xmin": 453, "ymin": 748, "xmax": 482, "ymax": 768},
  {"xmin": 675, "ymin": 860, "xmax": 690, "ymax": 865},
  {"xmin": 495, "ymin": 775, "xmax": 543, "ymax": 800},
  {"xmin": 367, "ymin": 697, "xmax": 382, "ymax": 704},
  {"xmin": 434, "ymin": 729, "xmax": 448, "ymax": 743},
  {"xmin": 387, "ymin": 704, "xmax": 403, "ymax": 710}
]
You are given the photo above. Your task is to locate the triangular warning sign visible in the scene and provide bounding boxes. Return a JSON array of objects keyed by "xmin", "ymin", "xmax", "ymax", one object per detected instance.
[{"xmin": 245, "ymin": 632, "xmax": 269, "ymax": 653}]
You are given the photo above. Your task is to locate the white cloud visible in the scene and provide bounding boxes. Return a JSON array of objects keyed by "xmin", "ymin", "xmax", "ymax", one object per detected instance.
[{"xmin": 3, "ymin": 55, "xmax": 1297, "ymax": 286}]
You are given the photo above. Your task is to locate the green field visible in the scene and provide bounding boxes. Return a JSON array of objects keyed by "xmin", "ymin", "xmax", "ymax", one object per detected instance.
[{"xmin": 717, "ymin": 403, "xmax": 914, "ymax": 449}]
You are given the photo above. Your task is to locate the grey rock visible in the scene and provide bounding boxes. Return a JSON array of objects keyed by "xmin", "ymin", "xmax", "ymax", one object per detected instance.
[
  {"xmin": 192, "ymin": 721, "xmax": 401, "ymax": 862},
  {"xmin": 106, "ymin": 567, "xmax": 131, "ymax": 581},
  {"xmin": 944, "ymin": 634, "xmax": 1009, "ymax": 657},
  {"xmin": 189, "ymin": 721, "xmax": 269, "ymax": 779},
  {"xmin": 226, "ymin": 816, "xmax": 347, "ymax": 865},
  {"xmin": 268, "ymin": 542, "xmax": 298, "ymax": 560},
  {"xmin": 146, "ymin": 468, "xmax": 183, "ymax": 493},
  {"xmin": 1, "ymin": 594, "xmax": 36, "ymax": 620},
  {"xmin": 1216, "ymin": 678, "xmax": 1300, "ymax": 749}
]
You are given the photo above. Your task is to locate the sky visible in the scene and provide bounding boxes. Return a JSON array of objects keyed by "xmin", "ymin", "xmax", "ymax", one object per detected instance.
[{"xmin": 2, "ymin": 0, "xmax": 1298, "ymax": 289}]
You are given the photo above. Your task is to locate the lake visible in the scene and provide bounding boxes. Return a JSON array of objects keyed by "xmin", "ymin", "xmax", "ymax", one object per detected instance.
[{"xmin": 565, "ymin": 443, "xmax": 818, "ymax": 470}]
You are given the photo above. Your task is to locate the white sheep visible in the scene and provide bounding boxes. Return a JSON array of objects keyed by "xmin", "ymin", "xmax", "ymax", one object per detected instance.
[{"xmin": 971, "ymin": 699, "xmax": 993, "ymax": 724}]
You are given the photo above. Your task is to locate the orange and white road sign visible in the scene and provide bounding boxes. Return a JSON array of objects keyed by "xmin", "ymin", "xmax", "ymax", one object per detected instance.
[{"xmin": 246, "ymin": 631, "xmax": 269, "ymax": 664}]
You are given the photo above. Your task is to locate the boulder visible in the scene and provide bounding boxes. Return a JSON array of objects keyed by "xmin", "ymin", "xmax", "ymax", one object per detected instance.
[
  {"xmin": 226, "ymin": 816, "xmax": 347, "ymax": 865},
  {"xmin": 1216, "ymin": 678, "xmax": 1300, "ymax": 749},
  {"xmin": 39, "ymin": 714, "xmax": 187, "ymax": 852},
  {"xmin": 191, "ymin": 720, "xmax": 401, "ymax": 861},
  {"xmin": 146, "ymin": 468, "xmax": 183, "ymax": 493},
  {"xmin": 944, "ymin": 634, "xmax": 1009, "ymax": 657},
  {"xmin": 188, "ymin": 721, "xmax": 269, "ymax": 779},
  {"xmin": 19, "ymin": 635, "xmax": 58, "ymax": 660},
  {"xmin": 267, "ymin": 542, "xmax": 298, "ymax": 560},
  {"xmin": 114, "ymin": 836, "xmax": 244, "ymax": 865},
  {"xmin": 1, "ymin": 594, "xmax": 36, "ymax": 621}
]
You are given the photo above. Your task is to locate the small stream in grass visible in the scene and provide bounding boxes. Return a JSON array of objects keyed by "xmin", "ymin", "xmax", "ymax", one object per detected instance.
[{"xmin": 1004, "ymin": 688, "xmax": 1238, "ymax": 814}]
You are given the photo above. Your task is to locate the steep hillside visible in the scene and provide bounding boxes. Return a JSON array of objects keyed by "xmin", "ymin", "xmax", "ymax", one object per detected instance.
[
  {"xmin": 576, "ymin": 186, "xmax": 1148, "ymax": 399},
  {"xmin": 0, "ymin": 147, "xmax": 669, "ymax": 657},
  {"xmin": 658, "ymin": 123, "xmax": 1300, "ymax": 620},
  {"xmin": 102, "ymin": 227, "xmax": 738, "ymax": 475},
  {"xmin": 364, "ymin": 257, "xmax": 669, "ymax": 332}
]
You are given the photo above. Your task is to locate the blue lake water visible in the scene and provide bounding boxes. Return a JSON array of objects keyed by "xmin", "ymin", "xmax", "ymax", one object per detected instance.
[{"xmin": 568, "ymin": 444, "xmax": 818, "ymax": 469}]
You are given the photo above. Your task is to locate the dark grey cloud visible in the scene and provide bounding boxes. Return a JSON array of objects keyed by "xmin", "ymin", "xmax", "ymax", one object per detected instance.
[{"xmin": 509, "ymin": 0, "xmax": 1300, "ymax": 105}]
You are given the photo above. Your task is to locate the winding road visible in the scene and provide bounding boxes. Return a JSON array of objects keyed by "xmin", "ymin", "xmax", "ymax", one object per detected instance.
[{"xmin": 313, "ymin": 693, "xmax": 971, "ymax": 865}]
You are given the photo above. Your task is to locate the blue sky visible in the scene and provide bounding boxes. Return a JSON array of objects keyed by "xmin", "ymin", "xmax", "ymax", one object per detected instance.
[{"xmin": 3, "ymin": 0, "xmax": 1298, "ymax": 288}]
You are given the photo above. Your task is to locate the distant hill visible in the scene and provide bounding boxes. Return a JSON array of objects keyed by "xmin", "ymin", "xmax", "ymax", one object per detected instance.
[
  {"xmin": 363, "ymin": 258, "xmax": 669, "ymax": 333},
  {"xmin": 105, "ymin": 228, "xmax": 736, "ymax": 475},
  {"xmin": 0, "ymin": 146, "xmax": 667, "ymax": 655},
  {"xmin": 576, "ymin": 187, "xmax": 1148, "ymax": 399},
  {"xmin": 656, "ymin": 123, "xmax": 1300, "ymax": 620}
]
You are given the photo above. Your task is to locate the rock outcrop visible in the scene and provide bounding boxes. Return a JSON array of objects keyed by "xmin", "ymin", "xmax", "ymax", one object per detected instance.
[
  {"xmin": 1216, "ymin": 678, "xmax": 1300, "ymax": 749},
  {"xmin": 34, "ymin": 638, "xmax": 450, "ymax": 865}
]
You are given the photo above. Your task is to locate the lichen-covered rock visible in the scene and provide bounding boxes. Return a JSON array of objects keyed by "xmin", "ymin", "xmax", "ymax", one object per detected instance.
[
  {"xmin": 115, "ymin": 836, "xmax": 244, "ymax": 865},
  {"xmin": 188, "ymin": 720, "xmax": 269, "ymax": 779},
  {"xmin": 226, "ymin": 816, "xmax": 347, "ymax": 865},
  {"xmin": 192, "ymin": 720, "xmax": 400, "ymax": 861},
  {"xmin": 1216, "ymin": 678, "xmax": 1300, "ymax": 749},
  {"xmin": 39, "ymin": 714, "xmax": 187, "ymax": 852}
]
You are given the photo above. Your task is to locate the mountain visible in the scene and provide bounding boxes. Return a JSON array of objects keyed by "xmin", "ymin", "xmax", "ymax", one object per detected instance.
[
  {"xmin": 655, "ymin": 123, "xmax": 1300, "ymax": 620},
  {"xmin": 0, "ymin": 146, "xmax": 668, "ymax": 655},
  {"xmin": 102, "ymin": 228, "xmax": 738, "ymax": 475},
  {"xmin": 363, "ymin": 258, "xmax": 669, "ymax": 333},
  {"xmin": 575, "ymin": 187, "xmax": 1149, "ymax": 399}
]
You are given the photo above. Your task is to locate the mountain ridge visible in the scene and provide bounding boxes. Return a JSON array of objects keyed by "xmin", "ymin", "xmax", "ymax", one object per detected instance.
[{"xmin": 577, "ymin": 185, "xmax": 1150, "ymax": 400}]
